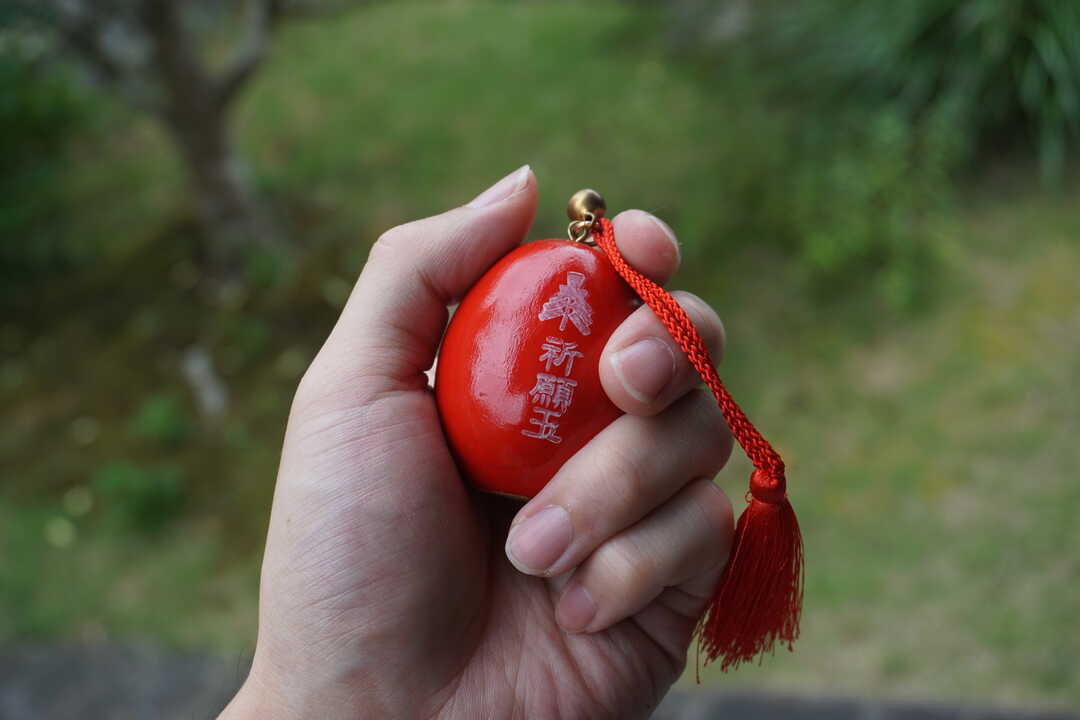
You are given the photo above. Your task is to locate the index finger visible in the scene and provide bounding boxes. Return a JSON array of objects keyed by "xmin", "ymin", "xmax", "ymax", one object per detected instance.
[{"xmin": 609, "ymin": 209, "xmax": 681, "ymax": 286}]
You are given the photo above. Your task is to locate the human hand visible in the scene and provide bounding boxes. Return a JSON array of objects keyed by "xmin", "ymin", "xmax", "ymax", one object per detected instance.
[{"xmin": 220, "ymin": 166, "xmax": 735, "ymax": 720}]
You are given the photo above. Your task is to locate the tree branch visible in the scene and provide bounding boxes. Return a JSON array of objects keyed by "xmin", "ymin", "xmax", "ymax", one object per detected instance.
[
  {"xmin": 36, "ymin": 0, "xmax": 161, "ymax": 113},
  {"xmin": 137, "ymin": 0, "xmax": 214, "ymax": 123},
  {"xmin": 216, "ymin": 0, "xmax": 280, "ymax": 106}
]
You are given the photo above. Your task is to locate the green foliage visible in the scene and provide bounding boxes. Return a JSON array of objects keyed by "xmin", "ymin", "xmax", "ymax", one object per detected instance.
[
  {"xmin": 129, "ymin": 394, "xmax": 192, "ymax": 446},
  {"xmin": 758, "ymin": 0, "xmax": 1080, "ymax": 182},
  {"xmin": 92, "ymin": 461, "xmax": 186, "ymax": 532},
  {"xmin": 674, "ymin": 74, "xmax": 960, "ymax": 312},
  {"xmin": 785, "ymin": 105, "xmax": 958, "ymax": 310},
  {"xmin": 668, "ymin": 3, "xmax": 981, "ymax": 310},
  {"xmin": 237, "ymin": 2, "xmax": 958, "ymax": 312},
  {"xmin": 0, "ymin": 33, "xmax": 96, "ymax": 288},
  {"xmin": 245, "ymin": 247, "xmax": 286, "ymax": 289}
]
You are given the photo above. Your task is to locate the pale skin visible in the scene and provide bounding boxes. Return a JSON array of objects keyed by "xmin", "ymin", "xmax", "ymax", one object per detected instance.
[{"xmin": 220, "ymin": 166, "xmax": 735, "ymax": 720}]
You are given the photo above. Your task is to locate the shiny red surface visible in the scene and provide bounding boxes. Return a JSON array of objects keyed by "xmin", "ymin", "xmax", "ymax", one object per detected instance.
[{"xmin": 435, "ymin": 239, "xmax": 638, "ymax": 499}]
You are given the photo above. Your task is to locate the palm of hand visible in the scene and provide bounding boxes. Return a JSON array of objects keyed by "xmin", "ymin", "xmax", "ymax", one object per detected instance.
[{"xmin": 257, "ymin": 389, "xmax": 695, "ymax": 719}]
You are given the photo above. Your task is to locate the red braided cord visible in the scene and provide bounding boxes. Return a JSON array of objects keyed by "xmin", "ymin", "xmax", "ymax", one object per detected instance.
[{"xmin": 593, "ymin": 218, "xmax": 786, "ymax": 485}]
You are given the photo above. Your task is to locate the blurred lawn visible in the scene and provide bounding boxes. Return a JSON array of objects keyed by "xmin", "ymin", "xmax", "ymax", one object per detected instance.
[{"xmin": 1, "ymin": 0, "xmax": 1078, "ymax": 711}]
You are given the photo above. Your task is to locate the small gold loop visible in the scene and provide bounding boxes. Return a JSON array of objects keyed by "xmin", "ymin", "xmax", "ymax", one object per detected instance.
[
  {"xmin": 570, "ymin": 216, "xmax": 596, "ymax": 245},
  {"xmin": 568, "ymin": 216, "xmax": 597, "ymax": 245}
]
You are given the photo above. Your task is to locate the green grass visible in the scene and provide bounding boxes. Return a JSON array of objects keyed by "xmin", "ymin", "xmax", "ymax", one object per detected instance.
[
  {"xmin": 238, "ymin": 2, "xmax": 740, "ymax": 249},
  {"xmin": 691, "ymin": 177, "xmax": 1080, "ymax": 706},
  {"xmin": 1, "ymin": 0, "xmax": 1078, "ymax": 711}
]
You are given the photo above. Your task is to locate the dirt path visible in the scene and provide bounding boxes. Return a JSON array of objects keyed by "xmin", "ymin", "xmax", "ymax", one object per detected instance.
[{"xmin": 1, "ymin": 643, "xmax": 1075, "ymax": 719}]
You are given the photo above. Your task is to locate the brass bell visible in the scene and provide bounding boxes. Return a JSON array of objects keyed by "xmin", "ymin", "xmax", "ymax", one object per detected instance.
[{"xmin": 567, "ymin": 189, "xmax": 607, "ymax": 222}]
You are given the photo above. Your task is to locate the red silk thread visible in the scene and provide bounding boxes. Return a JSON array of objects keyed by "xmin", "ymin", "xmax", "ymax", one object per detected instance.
[{"xmin": 592, "ymin": 217, "xmax": 804, "ymax": 672}]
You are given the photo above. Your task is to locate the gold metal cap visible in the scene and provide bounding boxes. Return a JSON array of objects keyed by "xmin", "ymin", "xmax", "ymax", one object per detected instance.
[{"xmin": 567, "ymin": 189, "xmax": 606, "ymax": 223}]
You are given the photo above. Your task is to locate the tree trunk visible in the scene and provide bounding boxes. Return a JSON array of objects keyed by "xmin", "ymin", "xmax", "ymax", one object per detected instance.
[
  {"xmin": 169, "ymin": 108, "xmax": 276, "ymax": 271},
  {"xmin": 139, "ymin": 1, "xmax": 278, "ymax": 275}
]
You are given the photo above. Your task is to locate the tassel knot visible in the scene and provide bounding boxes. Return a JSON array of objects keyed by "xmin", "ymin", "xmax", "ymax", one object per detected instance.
[{"xmin": 749, "ymin": 468, "xmax": 787, "ymax": 505}]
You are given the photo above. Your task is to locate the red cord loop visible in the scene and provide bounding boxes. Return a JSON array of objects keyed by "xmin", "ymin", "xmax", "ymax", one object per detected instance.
[
  {"xmin": 591, "ymin": 218, "xmax": 782, "ymax": 478},
  {"xmin": 592, "ymin": 216, "xmax": 803, "ymax": 672}
]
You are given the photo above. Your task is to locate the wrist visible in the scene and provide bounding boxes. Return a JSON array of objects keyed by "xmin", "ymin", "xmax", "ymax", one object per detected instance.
[
  {"xmin": 218, "ymin": 651, "xmax": 376, "ymax": 720},
  {"xmin": 218, "ymin": 671, "xmax": 285, "ymax": 720},
  {"xmin": 220, "ymin": 655, "xmax": 314, "ymax": 720}
]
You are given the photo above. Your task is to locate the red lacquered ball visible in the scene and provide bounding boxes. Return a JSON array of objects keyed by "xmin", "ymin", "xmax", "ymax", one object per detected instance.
[{"xmin": 435, "ymin": 239, "xmax": 638, "ymax": 499}]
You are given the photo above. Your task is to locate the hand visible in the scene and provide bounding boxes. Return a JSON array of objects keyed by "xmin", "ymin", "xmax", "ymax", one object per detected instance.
[{"xmin": 221, "ymin": 166, "xmax": 735, "ymax": 720}]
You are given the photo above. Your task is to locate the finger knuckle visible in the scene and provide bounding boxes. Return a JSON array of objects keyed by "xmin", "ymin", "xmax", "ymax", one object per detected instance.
[
  {"xmin": 600, "ymin": 442, "xmax": 652, "ymax": 513},
  {"xmin": 690, "ymin": 479, "xmax": 734, "ymax": 536},
  {"xmin": 681, "ymin": 385, "xmax": 719, "ymax": 423},
  {"xmin": 682, "ymin": 389, "xmax": 734, "ymax": 470},
  {"xmin": 292, "ymin": 364, "xmax": 324, "ymax": 416},
  {"xmin": 671, "ymin": 290, "xmax": 726, "ymax": 362},
  {"xmin": 683, "ymin": 480, "xmax": 734, "ymax": 574},
  {"xmin": 371, "ymin": 223, "xmax": 413, "ymax": 258},
  {"xmin": 599, "ymin": 536, "xmax": 656, "ymax": 595},
  {"xmin": 292, "ymin": 357, "xmax": 381, "ymax": 425},
  {"xmin": 291, "ymin": 354, "xmax": 345, "ymax": 419}
]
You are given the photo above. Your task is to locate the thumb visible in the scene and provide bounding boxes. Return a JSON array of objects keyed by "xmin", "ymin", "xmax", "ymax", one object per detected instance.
[{"xmin": 302, "ymin": 165, "xmax": 537, "ymax": 405}]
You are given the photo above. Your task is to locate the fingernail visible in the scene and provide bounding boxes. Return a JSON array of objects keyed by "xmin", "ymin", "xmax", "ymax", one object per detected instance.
[
  {"xmin": 467, "ymin": 164, "xmax": 531, "ymax": 208},
  {"xmin": 505, "ymin": 505, "xmax": 571, "ymax": 575},
  {"xmin": 646, "ymin": 213, "xmax": 679, "ymax": 259},
  {"xmin": 557, "ymin": 583, "xmax": 597, "ymax": 633},
  {"xmin": 610, "ymin": 337, "xmax": 677, "ymax": 404}
]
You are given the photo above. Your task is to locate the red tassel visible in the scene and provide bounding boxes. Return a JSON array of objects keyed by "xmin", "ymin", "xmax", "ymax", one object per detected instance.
[
  {"xmin": 697, "ymin": 469, "xmax": 804, "ymax": 671},
  {"xmin": 592, "ymin": 217, "xmax": 804, "ymax": 673}
]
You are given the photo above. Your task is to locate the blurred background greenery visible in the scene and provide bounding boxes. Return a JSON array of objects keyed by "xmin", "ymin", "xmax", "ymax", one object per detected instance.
[{"xmin": 1, "ymin": 0, "xmax": 1078, "ymax": 711}]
